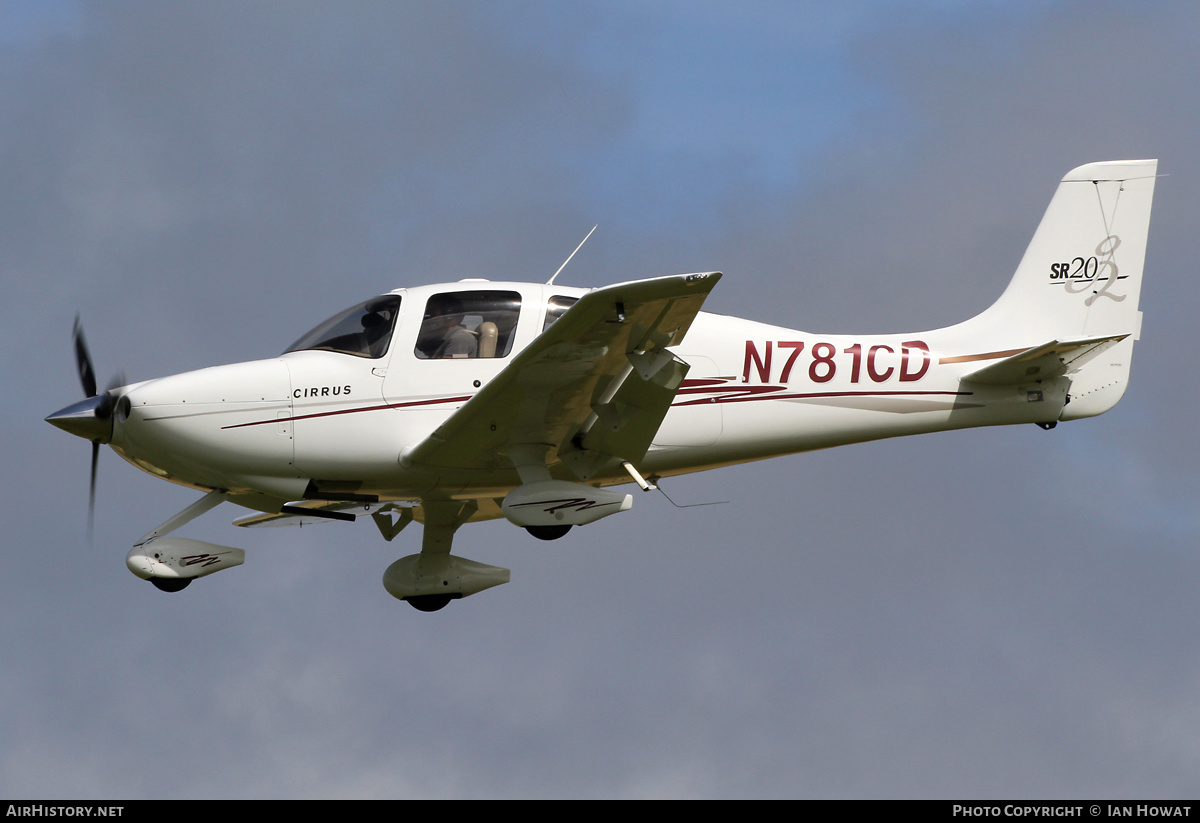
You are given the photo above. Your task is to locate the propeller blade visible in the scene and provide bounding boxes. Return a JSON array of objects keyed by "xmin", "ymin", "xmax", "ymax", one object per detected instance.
[
  {"xmin": 89, "ymin": 440, "xmax": 99, "ymax": 540},
  {"xmin": 61, "ymin": 317, "xmax": 127, "ymax": 537},
  {"xmin": 73, "ymin": 315, "xmax": 98, "ymax": 398}
]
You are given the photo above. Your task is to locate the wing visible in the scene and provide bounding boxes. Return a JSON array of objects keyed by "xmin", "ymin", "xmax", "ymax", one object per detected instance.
[{"xmin": 402, "ymin": 272, "xmax": 722, "ymax": 482}]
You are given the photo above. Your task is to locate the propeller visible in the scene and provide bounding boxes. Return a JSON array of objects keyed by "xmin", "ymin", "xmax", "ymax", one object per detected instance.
[
  {"xmin": 46, "ymin": 316, "xmax": 125, "ymax": 537},
  {"xmin": 73, "ymin": 315, "xmax": 97, "ymax": 399}
]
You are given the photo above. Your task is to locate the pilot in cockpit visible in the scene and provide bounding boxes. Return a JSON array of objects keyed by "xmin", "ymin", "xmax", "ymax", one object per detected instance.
[
  {"xmin": 416, "ymin": 295, "xmax": 479, "ymax": 359},
  {"xmin": 359, "ymin": 309, "xmax": 389, "ymax": 354}
]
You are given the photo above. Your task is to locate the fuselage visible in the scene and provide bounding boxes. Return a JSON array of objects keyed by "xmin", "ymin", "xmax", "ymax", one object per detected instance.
[{"xmin": 105, "ymin": 278, "xmax": 1071, "ymax": 515}]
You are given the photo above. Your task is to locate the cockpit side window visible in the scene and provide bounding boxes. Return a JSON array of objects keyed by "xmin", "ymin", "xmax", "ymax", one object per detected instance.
[
  {"xmin": 543, "ymin": 295, "xmax": 579, "ymax": 332},
  {"xmin": 415, "ymin": 290, "xmax": 521, "ymax": 359},
  {"xmin": 284, "ymin": 295, "xmax": 401, "ymax": 359}
]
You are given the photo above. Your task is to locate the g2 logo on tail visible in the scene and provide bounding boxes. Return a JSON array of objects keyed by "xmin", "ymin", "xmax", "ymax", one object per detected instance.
[{"xmin": 1049, "ymin": 235, "xmax": 1126, "ymax": 304}]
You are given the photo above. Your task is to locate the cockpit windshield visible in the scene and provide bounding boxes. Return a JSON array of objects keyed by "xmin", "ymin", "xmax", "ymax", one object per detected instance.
[{"xmin": 284, "ymin": 295, "xmax": 401, "ymax": 359}]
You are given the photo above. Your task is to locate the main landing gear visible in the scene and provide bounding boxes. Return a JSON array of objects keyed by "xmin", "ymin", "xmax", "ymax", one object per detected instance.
[
  {"xmin": 525, "ymin": 524, "xmax": 572, "ymax": 541},
  {"xmin": 380, "ymin": 500, "xmax": 511, "ymax": 612},
  {"xmin": 149, "ymin": 577, "xmax": 192, "ymax": 592}
]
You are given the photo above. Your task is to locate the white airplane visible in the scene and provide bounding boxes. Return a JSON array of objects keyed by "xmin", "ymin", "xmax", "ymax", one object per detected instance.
[{"xmin": 47, "ymin": 160, "xmax": 1158, "ymax": 611}]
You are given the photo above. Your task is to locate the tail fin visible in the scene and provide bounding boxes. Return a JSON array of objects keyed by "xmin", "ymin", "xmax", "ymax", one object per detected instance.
[{"xmin": 966, "ymin": 159, "xmax": 1158, "ymax": 419}]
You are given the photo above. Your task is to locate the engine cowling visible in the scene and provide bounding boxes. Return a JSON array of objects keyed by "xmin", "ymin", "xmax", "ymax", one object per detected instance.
[
  {"xmin": 126, "ymin": 537, "xmax": 245, "ymax": 582},
  {"xmin": 501, "ymin": 480, "xmax": 633, "ymax": 528}
]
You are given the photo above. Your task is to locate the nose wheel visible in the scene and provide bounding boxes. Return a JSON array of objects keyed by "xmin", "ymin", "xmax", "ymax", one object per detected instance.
[{"xmin": 404, "ymin": 594, "xmax": 458, "ymax": 612}]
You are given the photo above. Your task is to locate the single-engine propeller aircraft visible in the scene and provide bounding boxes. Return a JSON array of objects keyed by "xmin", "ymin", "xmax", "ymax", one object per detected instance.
[{"xmin": 48, "ymin": 160, "xmax": 1158, "ymax": 611}]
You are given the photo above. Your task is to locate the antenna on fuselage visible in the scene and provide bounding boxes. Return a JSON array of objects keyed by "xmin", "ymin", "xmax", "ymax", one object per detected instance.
[
  {"xmin": 655, "ymin": 481, "xmax": 728, "ymax": 509},
  {"xmin": 547, "ymin": 224, "xmax": 597, "ymax": 286}
]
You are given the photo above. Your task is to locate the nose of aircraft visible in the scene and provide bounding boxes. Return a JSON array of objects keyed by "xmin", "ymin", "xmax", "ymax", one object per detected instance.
[
  {"xmin": 46, "ymin": 385, "xmax": 130, "ymax": 532},
  {"xmin": 45, "ymin": 393, "xmax": 118, "ymax": 443}
]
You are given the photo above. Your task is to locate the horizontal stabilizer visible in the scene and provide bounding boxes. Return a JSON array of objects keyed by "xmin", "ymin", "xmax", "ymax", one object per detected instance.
[{"xmin": 961, "ymin": 334, "xmax": 1128, "ymax": 385}]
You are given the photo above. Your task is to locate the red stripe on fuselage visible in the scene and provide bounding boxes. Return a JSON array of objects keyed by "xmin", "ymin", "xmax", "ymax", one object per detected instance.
[
  {"xmin": 220, "ymin": 395, "xmax": 473, "ymax": 430},
  {"xmin": 672, "ymin": 388, "xmax": 970, "ymax": 406}
]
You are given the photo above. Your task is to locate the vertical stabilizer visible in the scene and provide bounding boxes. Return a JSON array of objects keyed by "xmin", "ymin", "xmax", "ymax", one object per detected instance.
[{"xmin": 967, "ymin": 160, "xmax": 1157, "ymax": 419}]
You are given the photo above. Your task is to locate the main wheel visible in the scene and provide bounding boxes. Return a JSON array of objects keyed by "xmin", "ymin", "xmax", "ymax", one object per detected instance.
[
  {"xmin": 526, "ymin": 524, "xmax": 572, "ymax": 541},
  {"xmin": 406, "ymin": 594, "xmax": 454, "ymax": 612},
  {"xmin": 149, "ymin": 577, "xmax": 191, "ymax": 592}
]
